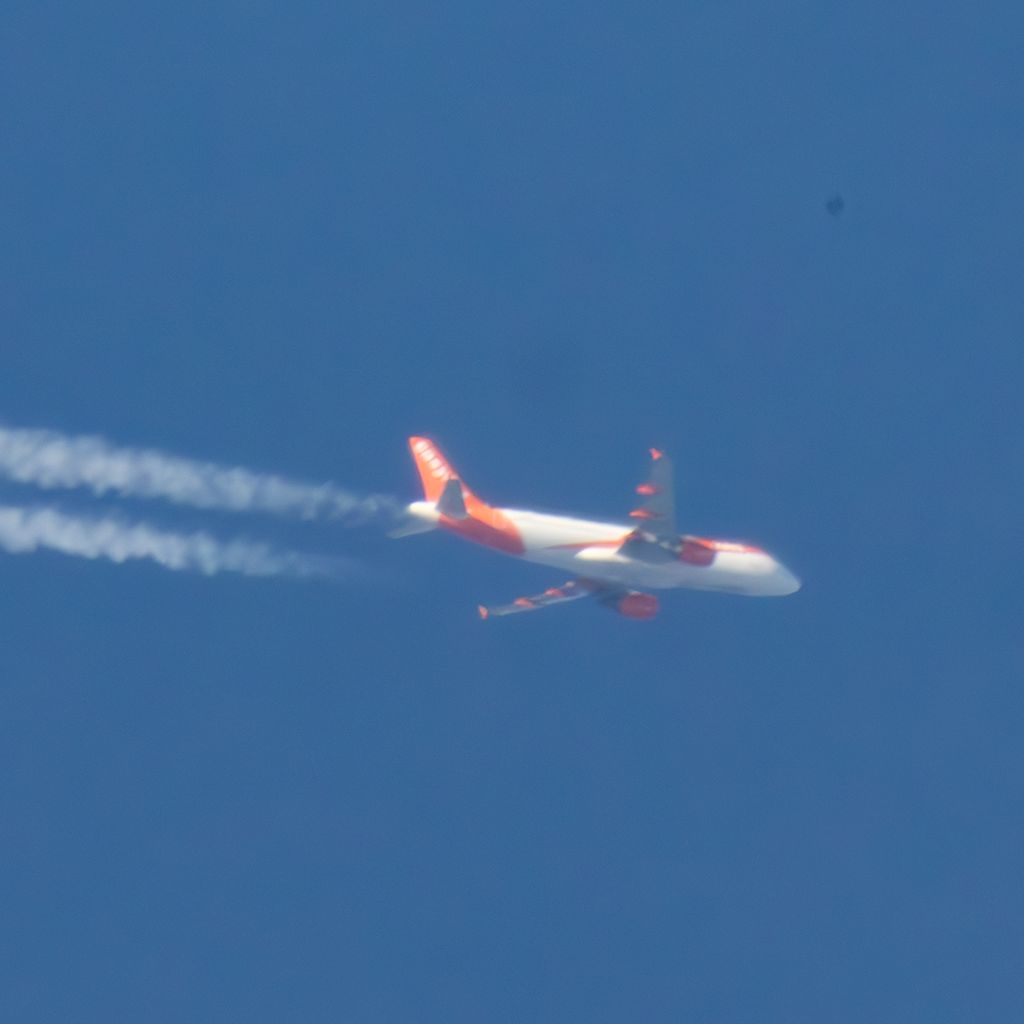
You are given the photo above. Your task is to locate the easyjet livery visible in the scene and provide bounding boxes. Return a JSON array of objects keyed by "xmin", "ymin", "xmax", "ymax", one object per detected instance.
[{"xmin": 393, "ymin": 437, "xmax": 801, "ymax": 620}]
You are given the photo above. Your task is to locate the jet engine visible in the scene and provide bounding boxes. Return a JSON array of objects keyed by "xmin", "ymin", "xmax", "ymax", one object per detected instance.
[{"xmin": 605, "ymin": 591, "xmax": 659, "ymax": 620}]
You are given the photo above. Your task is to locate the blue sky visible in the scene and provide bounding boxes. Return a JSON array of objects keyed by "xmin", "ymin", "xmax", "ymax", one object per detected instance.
[{"xmin": 1, "ymin": 2, "xmax": 1022, "ymax": 1020}]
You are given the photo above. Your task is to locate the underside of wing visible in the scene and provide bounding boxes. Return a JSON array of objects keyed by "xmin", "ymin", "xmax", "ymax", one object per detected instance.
[
  {"xmin": 478, "ymin": 579, "xmax": 659, "ymax": 620},
  {"xmin": 616, "ymin": 447, "xmax": 682, "ymax": 562},
  {"xmin": 629, "ymin": 448, "xmax": 677, "ymax": 542},
  {"xmin": 478, "ymin": 579, "xmax": 598, "ymax": 618}
]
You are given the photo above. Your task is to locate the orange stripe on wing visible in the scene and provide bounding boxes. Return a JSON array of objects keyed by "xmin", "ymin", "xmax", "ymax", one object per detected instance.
[{"xmin": 544, "ymin": 538, "xmax": 627, "ymax": 550}]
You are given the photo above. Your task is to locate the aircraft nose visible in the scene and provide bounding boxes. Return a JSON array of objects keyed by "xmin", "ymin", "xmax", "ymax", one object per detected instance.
[{"xmin": 773, "ymin": 563, "xmax": 801, "ymax": 596}]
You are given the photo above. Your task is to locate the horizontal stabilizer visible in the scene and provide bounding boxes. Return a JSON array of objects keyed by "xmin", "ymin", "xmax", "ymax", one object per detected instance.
[
  {"xmin": 387, "ymin": 500, "xmax": 440, "ymax": 539},
  {"xmin": 436, "ymin": 477, "xmax": 468, "ymax": 520},
  {"xmin": 387, "ymin": 516, "xmax": 437, "ymax": 539}
]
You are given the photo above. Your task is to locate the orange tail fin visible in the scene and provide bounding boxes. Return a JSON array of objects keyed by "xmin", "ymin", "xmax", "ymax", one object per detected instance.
[
  {"xmin": 407, "ymin": 436, "xmax": 525, "ymax": 555},
  {"xmin": 408, "ymin": 436, "xmax": 476, "ymax": 503}
]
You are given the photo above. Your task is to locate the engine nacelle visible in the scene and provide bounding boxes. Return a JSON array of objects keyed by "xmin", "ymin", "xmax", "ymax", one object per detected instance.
[{"xmin": 609, "ymin": 592, "xmax": 659, "ymax": 620}]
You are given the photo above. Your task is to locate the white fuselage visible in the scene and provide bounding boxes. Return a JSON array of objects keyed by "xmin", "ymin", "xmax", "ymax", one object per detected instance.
[{"xmin": 407, "ymin": 502, "xmax": 801, "ymax": 597}]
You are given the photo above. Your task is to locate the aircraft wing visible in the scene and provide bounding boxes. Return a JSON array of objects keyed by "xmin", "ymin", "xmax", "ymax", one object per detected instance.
[
  {"xmin": 478, "ymin": 579, "xmax": 660, "ymax": 620},
  {"xmin": 616, "ymin": 447, "xmax": 680, "ymax": 564},
  {"xmin": 478, "ymin": 579, "xmax": 600, "ymax": 618},
  {"xmin": 628, "ymin": 448, "xmax": 676, "ymax": 542}
]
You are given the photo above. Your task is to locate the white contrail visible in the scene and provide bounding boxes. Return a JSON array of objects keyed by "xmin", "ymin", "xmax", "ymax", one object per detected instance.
[
  {"xmin": 0, "ymin": 425, "xmax": 400, "ymax": 524},
  {"xmin": 0, "ymin": 504, "xmax": 350, "ymax": 580}
]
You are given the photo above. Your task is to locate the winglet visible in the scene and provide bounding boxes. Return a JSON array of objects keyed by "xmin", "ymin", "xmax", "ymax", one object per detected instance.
[
  {"xmin": 650, "ymin": 447, "xmax": 665, "ymax": 461},
  {"xmin": 477, "ymin": 605, "xmax": 489, "ymax": 620}
]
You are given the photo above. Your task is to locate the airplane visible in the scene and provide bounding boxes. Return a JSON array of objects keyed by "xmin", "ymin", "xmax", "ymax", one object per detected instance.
[{"xmin": 393, "ymin": 436, "xmax": 801, "ymax": 620}]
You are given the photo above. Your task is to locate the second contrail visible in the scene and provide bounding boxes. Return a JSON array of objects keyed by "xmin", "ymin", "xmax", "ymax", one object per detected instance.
[{"xmin": 0, "ymin": 504, "xmax": 352, "ymax": 580}]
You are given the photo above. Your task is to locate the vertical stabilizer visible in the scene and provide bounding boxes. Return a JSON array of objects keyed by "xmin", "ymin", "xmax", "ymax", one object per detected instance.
[
  {"xmin": 405, "ymin": 436, "xmax": 524, "ymax": 554},
  {"xmin": 408, "ymin": 437, "xmax": 459, "ymax": 502}
]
